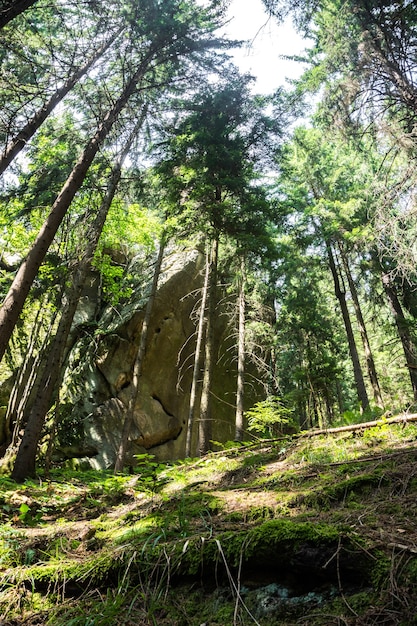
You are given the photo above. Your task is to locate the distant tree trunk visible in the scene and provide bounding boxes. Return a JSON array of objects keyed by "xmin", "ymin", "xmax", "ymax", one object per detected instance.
[
  {"xmin": 381, "ymin": 272, "xmax": 417, "ymax": 401},
  {"xmin": 198, "ymin": 235, "xmax": 219, "ymax": 456},
  {"xmin": 325, "ymin": 394, "xmax": 334, "ymax": 424},
  {"xmin": 0, "ymin": 29, "xmax": 123, "ymax": 176},
  {"xmin": 185, "ymin": 245, "xmax": 209, "ymax": 457},
  {"xmin": 0, "ymin": 0, "xmax": 38, "ymax": 28},
  {"xmin": 235, "ymin": 255, "xmax": 246, "ymax": 442},
  {"xmin": 10, "ymin": 124, "xmax": 143, "ymax": 482},
  {"xmin": 0, "ymin": 47, "xmax": 157, "ymax": 365},
  {"xmin": 114, "ymin": 237, "xmax": 166, "ymax": 473},
  {"xmin": 335, "ymin": 379, "xmax": 345, "ymax": 415},
  {"xmin": 326, "ymin": 240, "xmax": 369, "ymax": 411},
  {"xmin": 308, "ymin": 373, "xmax": 323, "ymax": 429},
  {"xmin": 339, "ymin": 244, "xmax": 384, "ymax": 408}
]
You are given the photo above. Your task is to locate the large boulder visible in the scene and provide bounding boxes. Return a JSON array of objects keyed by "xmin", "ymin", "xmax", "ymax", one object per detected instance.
[{"xmin": 61, "ymin": 247, "xmax": 265, "ymax": 468}]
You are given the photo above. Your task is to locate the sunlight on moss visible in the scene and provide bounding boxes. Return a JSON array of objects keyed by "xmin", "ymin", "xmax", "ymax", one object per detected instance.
[
  {"xmin": 109, "ymin": 515, "xmax": 164, "ymax": 544},
  {"xmin": 2, "ymin": 423, "xmax": 417, "ymax": 623}
]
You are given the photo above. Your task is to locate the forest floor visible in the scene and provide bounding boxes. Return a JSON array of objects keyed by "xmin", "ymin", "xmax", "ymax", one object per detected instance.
[{"xmin": 2, "ymin": 418, "xmax": 417, "ymax": 625}]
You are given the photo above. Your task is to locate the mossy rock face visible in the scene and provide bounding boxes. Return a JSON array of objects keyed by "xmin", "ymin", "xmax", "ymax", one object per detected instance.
[
  {"xmin": 177, "ymin": 520, "xmax": 371, "ymax": 590},
  {"xmin": 62, "ymin": 248, "xmax": 268, "ymax": 468}
]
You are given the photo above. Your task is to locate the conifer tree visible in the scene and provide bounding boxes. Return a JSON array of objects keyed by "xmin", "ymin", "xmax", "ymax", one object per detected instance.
[
  {"xmin": 155, "ymin": 76, "xmax": 276, "ymax": 453},
  {"xmin": 0, "ymin": 0, "xmax": 227, "ymax": 365}
]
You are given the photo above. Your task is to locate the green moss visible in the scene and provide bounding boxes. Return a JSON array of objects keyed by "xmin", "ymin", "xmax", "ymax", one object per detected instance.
[
  {"xmin": 254, "ymin": 467, "xmax": 306, "ymax": 490},
  {"xmin": 247, "ymin": 518, "xmax": 340, "ymax": 551},
  {"xmin": 292, "ymin": 472, "xmax": 386, "ymax": 509},
  {"xmin": 3, "ymin": 424, "xmax": 417, "ymax": 623},
  {"xmin": 403, "ymin": 557, "xmax": 417, "ymax": 585},
  {"xmin": 177, "ymin": 518, "xmax": 344, "ymax": 577},
  {"xmin": 41, "ymin": 536, "xmax": 82, "ymax": 560},
  {"xmin": 370, "ymin": 551, "xmax": 392, "ymax": 589},
  {"xmin": 45, "ymin": 587, "xmax": 144, "ymax": 626},
  {"xmin": 0, "ymin": 527, "xmax": 26, "ymax": 567},
  {"xmin": 109, "ymin": 514, "xmax": 164, "ymax": 544},
  {"xmin": 225, "ymin": 505, "xmax": 276, "ymax": 524},
  {"xmin": 7, "ymin": 547, "xmax": 121, "ymax": 590}
]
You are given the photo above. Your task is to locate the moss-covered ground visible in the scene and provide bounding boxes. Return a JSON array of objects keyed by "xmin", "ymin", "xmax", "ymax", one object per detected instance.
[{"xmin": 2, "ymin": 420, "xmax": 417, "ymax": 624}]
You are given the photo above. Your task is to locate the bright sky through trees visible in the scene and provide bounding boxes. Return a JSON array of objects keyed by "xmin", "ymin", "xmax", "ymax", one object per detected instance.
[{"xmin": 223, "ymin": 0, "xmax": 307, "ymax": 93}]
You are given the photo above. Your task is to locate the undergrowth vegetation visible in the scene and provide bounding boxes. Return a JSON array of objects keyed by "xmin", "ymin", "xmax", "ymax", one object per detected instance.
[{"xmin": 1, "ymin": 420, "xmax": 417, "ymax": 624}]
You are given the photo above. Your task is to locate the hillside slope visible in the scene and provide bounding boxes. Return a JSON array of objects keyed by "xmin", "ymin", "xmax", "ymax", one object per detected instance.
[{"xmin": 2, "ymin": 418, "xmax": 417, "ymax": 625}]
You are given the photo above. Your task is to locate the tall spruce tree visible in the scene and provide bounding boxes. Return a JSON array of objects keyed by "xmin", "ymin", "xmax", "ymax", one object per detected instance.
[
  {"xmin": 155, "ymin": 76, "xmax": 276, "ymax": 453},
  {"xmin": 0, "ymin": 0, "xmax": 228, "ymax": 365}
]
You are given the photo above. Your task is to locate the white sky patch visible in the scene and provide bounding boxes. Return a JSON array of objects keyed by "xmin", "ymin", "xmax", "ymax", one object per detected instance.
[{"xmin": 221, "ymin": 0, "xmax": 308, "ymax": 94}]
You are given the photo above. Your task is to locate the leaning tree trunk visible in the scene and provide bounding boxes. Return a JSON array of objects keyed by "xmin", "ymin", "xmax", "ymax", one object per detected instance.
[
  {"xmin": 5, "ymin": 300, "xmax": 59, "ymax": 452},
  {"xmin": 10, "ymin": 288, "xmax": 84, "ymax": 481},
  {"xmin": 0, "ymin": 298, "xmax": 52, "ymax": 461},
  {"xmin": 338, "ymin": 243, "xmax": 384, "ymax": 408},
  {"xmin": 326, "ymin": 240, "xmax": 369, "ymax": 411},
  {"xmin": 381, "ymin": 273, "xmax": 417, "ymax": 401},
  {"xmin": 114, "ymin": 237, "xmax": 166, "ymax": 473},
  {"xmin": 235, "ymin": 255, "xmax": 246, "ymax": 442},
  {"xmin": 198, "ymin": 235, "xmax": 219, "ymax": 456},
  {"xmin": 0, "ymin": 0, "xmax": 38, "ymax": 28},
  {"xmin": 10, "ymin": 123, "xmax": 143, "ymax": 482},
  {"xmin": 354, "ymin": 3, "xmax": 417, "ymax": 118},
  {"xmin": 0, "ymin": 28, "xmax": 123, "ymax": 176},
  {"xmin": 0, "ymin": 44, "xmax": 158, "ymax": 365},
  {"xmin": 185, "ymin": 244, "xmax": 210, "ymax": 457}
]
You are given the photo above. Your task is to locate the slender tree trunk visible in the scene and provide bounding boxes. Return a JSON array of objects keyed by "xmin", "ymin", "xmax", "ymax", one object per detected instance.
[
  {"xmin": 10, "ymin": 295, "xmax": 80, "ymax": 481},
  {"xmin": 309, "ymin": 378, "xmax": 322, "ymax": 429},
  {"xmin": 299, "ymin": 351, "xmax": 310, "ymax": 429},
  {"xmin": 298, "ymin": 388, "xmax": 308, "ymax": 430},
  {"xmin": 325, "ymin": 394, "xmax": 334, "ymax": 424},
  {"xmin": 338, "ymin": 244, "xmax": 384, "ymax": 408},
  {"xmin": 7, "ymin": 306, "xmax": 59, "ymax": 449},
  {"xmin": 198, "ymin": 235, "xmax": 218, "ymax": 456},
  {"xmin": 0, "ymin": 47, "xmax": 156, "ymax": 365},
  {"xmin": 235, "ymin": 255, "xmax": 246, "ymax": 442},
  {"xmin": 3, "ymin": 304, "xmax": 43, "ymax": 446},
  {"xmin": 0, "ymin": 298, "xmax": 55, "ymax": 461},
  {"xmin": 336, "ymin": 379, "xmax": 345, "ymax": 415},
  {"xmin": 185, "ymin": 245, "xmax": 209, "ymax": 457},
  {"xmin": 10, "ymin": 124, "xmax": 143, "ymax": 482},
  {"xmin": 0, "ymin": 0, "xmax": 38, "ymax": 28},
  {"xmin": 0, "ymin": 29, "xmax": 123, "ymax": 176},
  {"xmin": 381, "ymin": 272, "xmax": 417, "ymax": 401},
  {"xmin": 326, "ymin": 240, "xmax": 369, "ymax": 411},
  {"xmin": 114, "ymin": 237, "xmax": 166, "ymax": 473}
]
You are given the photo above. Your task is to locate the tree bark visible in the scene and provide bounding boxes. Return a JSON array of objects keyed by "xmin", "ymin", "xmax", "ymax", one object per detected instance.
[
  {"xmin": 355, "ymin": 1, "xmax": 417, "ymax": 115},
  {"xmin": 0, "ymin": 28, "xmax": 123, "ymax": 176},
  {"xmin": 185, "ymin": 245, "xmax": 209, "ymax": 457},
  {"xmin": 114, "ymin": 237, "xmax": 166, "ymax": 473},
  {"xmin": 339, "ymin": 243, "xmax": 384, "ymax": 408},
  {"xmin": 198, "ymin": 235, "xmax": 219, "ymax": 456},
  {"xmin": 326, "ymin": 240, "xmax": 369, "ymax": 411},
  {"xmin": 381, "ymin": 272, "xmax": 417, "ymax": 401},
  {"xmin": 235, "ymin": 255, "xmax": 246, "ymax": 442},
  {"xmin": 0, "ymin": 0, "xmax": 38, "ymax": 29},
  {"xmin": 302, "ymin": 412, "xmax": 417, "ymax": 438},
  {"xmin": 10, "ymin": 122, "xmax": 143, "ymax": 482},
  {"xmin": 0, "ymin": 46, "xmax": 157, "ymax": 365},
  {"xmin": 6, "ymin": 304, "xmax": 58, "ymax": 449}
]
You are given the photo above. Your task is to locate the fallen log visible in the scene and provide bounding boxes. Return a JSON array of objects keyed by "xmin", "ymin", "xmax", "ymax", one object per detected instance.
[{"xmin": 301, "ymin": 413, "xmax": 417, "ymax": 438}]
